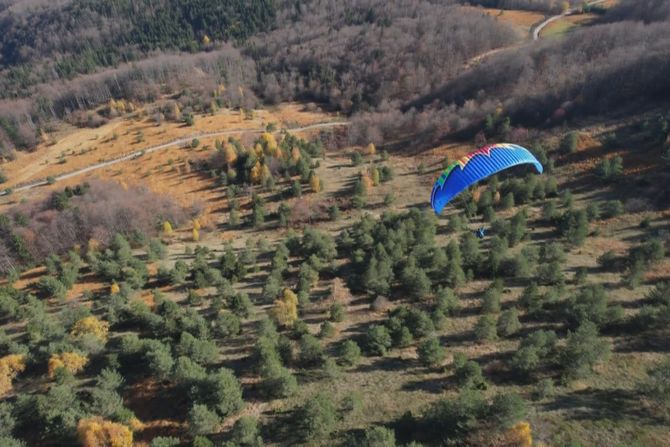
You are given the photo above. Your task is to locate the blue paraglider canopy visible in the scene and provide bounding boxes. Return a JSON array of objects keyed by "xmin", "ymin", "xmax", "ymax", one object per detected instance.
[{"xmin": 430, "ymin": 143, "xmax": 543, "ymax": 215}]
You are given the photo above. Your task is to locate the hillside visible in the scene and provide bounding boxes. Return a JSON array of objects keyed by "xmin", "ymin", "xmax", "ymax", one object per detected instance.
[{"xmin": 0, "ymin": 1, "xmax": 669, "ymax": 447}]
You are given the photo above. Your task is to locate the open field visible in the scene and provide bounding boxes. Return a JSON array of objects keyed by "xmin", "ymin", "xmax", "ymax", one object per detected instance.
[
  {"xmin": 540, "ymin": 13, "xmax": 600, "ymax": 38},
  {"xmin": 0, "ymin": 103, "xmax": 334, "ymax": 190},
  {"xmin": 460, "ymin": 6, "xmax": 546, "ymax": 37}
]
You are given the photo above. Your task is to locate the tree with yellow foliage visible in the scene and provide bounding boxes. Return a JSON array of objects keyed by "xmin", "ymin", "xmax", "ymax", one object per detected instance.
[
  {"xmin": 361, "ymin": 173, "xmax": 374, "ymax": 192},
  {"xmin": 202, "ymin": 34, "xmax": 211, "ymax": 45},
  {"xmin": 250, "ymin": 161, "xmax": 263, "ymax": 184},
  {"xmin": 503, "ymin": 421, "xmax": 532, "ymax": 447},
  {"xmin": 163, "ymin": 221, "xmax": 173, "ymax": 235},
  {"xmin": 261, "ymin": 164, "xmax": 272, "ymax": 183},
  {"xmin": 365, "ymin": 142, "xmax": 376, "ymax": 156},
  {"xmin": 48, "ymin": 352, "xmax": 88, "ymax": 379},
  {"xmin": 370, "ymin": 167, "xmax": 380, "ymax": 186},
  {"xmin": 193, "ymin": 218, "xmax": 201, "ymax": 230},
  {"xmin": 272, "ymin": 289, "xmax": 299, "ymax": 328},
  {"xmin": 291, "ymin": 147, "xmax": 301, "ymax": 162},
  {"xmin": 71, "ymin": 316, "xmax": 110, "ymax": 343},
  {"xmin": 0, "ymin": 354, "xmax": 26, "ymax": 396},
  {"xmin": 169, "ymin": 102, "xmax": 181, "ymax": 121},
  {"xmin": 88, "ymin": 238, "xmax": 101, "ymax": 253},
  {"xmin": 192, "ymin": 228, "xmax": 200, "ymax": 242},
  {"xmin": 224, "ymin": 143, "xmax": 238, "ymax": 166},
  {"xmin": 261, "ymin": 132, "xmax": 278, "ymax": 156},
  {"xmin": 110, "ymin": 282, "xmax": 120, "ymax": 295},
  {"xmin": 309, "ymin": 173, "xmax": 322, "ymax": 193},
  {"xmin": 77, "ymin": 417, "xmax": 133, "ymax": 447},
  {"xmin": 251, "ymin": 143, "xmax": 261, "ymax": 158}
]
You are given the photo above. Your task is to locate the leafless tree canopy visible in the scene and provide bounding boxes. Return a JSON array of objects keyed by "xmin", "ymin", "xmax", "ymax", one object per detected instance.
[
  {"xmin": 250, "ymin": 1, "xmax": 516, "ymax": 111},
  {"xmin": 0, "ymin": 0, "xmax": 669, "ymax": 153},
  {"xmin": 348, "ymin": 10, "xmax": 670, "ymax": 147},
  {"xmin": 606, "ymin": 0, "xmax": 670, "ymax": 23},
  {"xmin": 0, "ymin": 180, "xmax": 187, "ymax": 272}
]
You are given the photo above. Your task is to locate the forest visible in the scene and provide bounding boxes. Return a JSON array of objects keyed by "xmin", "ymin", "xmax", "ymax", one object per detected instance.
[
  {"xmin": 0, "ymin": 0, "xmax": 669, "ymax": 446},
  {"xmin": 1, "ymin": 0, "xmax": 669, "ymax": 153}
]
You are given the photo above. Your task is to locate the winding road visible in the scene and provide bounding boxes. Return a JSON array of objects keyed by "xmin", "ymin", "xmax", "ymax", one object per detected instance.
[
  {"xmin": 3, "ymin": 2, "xmax": 609, "ymax": 198},
  {"xmin": 466, "ymin": 0, "xmax": 607, "ymax": 69},
  {"xmin": 532, "ymin": 0, "xmax": 607, "ymax": 40},
  {"xmin": 1, "ymin": 121, "xmax": 349, "ymax": 196}
]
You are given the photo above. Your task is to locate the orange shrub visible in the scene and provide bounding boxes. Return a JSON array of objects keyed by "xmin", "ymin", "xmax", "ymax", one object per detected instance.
[
  {"xmin": 361, "ymin": 173, "xmax": 374, "ymax": 192},
  {"xmin": 503, "ymin": 421, "xmax": 532, "ymax": 447},
  {"xmin": 71, "ymin": 316, "xmax": 110, "ymax": 342},
  {"xmin": 77, "ymin": 417, "xmax": 133, "ymax": 447},
  {"xmin": 0, "ymin": 354, "xmax": 26, "ymax": 396},
  {"xmin": 48, "ymin": 352, "xmax": 88, "ymax": 379}
]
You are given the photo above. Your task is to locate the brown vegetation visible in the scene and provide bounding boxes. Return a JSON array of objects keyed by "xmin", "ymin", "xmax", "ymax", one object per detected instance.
[{"xmin": 0, "ymin": 179, "xmax": 188, "ymax": 272}]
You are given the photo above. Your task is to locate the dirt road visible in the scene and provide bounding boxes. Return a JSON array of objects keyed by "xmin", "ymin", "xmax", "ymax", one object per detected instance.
[{"xmin": 1, "ymin": 121, "xmax": 349, "ymax": 196}]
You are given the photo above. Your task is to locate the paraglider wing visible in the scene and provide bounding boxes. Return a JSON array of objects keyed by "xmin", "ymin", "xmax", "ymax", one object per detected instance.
[{"xmin": 430, "ymin": 143, "xmax": 543, "ymax": 215}]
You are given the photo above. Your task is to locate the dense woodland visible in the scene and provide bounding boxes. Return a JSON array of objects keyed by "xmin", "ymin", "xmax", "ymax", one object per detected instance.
[
  {"xmin": 1, "ymin": 0, "xmax": 669, "ymax": 153},
  {"xmin": 0, "ymin": 0, "xmax": 669, "ymax": 446}
]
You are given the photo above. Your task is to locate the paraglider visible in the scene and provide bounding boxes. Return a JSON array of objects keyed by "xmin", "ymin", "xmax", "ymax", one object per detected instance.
[{"xmin": 430, "ymin": 143, "xmax": 543, "ymax": 215}]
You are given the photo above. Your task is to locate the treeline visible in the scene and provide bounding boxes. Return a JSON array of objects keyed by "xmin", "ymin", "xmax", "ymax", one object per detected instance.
[
  {"xmin": 2, "ymin": 0, "xmax": 670, "ymax": 155},
  {"xmin": 352, "ymin": 19, "xmax": 670, "ymax": 146},
  {"xmin": 0, "ymin": 180, "xmax": 189, "ymax": 274},
  {"xmin": 0, "ymin": 0, "xmax": 275, "ymax": 89},
  {"xmin": 0, "ymin": 0, "xmax": 523, "ymax": 155},
  {"xmin": 250, "ymin": 0, "xmax": 516, "ymax": 112},
  {"xmin": 605, "ymin": 0, "xmax": 670, "ymax": 23},
  {"xmin": 460, "ymin": 0, "xmax": 579, "ymax": 13},
  {"xmin": 0, "ymin": 0, "xmax": 274, "ymax": 154},
  {"xmin": 0, "ymin": 46, "xmax": 258, "ymax": 153}
]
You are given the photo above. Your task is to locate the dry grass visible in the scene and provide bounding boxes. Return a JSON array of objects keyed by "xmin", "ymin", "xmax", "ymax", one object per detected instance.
[
  {"xmin": 541, "ymin": 13, "xmax": 599, "ymax": 38},
  {"xmin": 0, "ymin": 102, "xmax": 332, "ymax": 190},
  {"xmin": 460, "ymin": 6, "xmax": 546, "ymax": 36}
]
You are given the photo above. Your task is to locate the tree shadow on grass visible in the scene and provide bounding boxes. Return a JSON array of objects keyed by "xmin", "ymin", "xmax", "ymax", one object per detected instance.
[
  {"xmin": 262, "ymin": 407, "xmax": 301, "ymax": 446},
  {"xmin": 613, "ymin": 332, "xmax": 670, "ymax": 354},
  {"xmin": 353, "ymin": 355, "xmax": 409, "ymax": 374},
  {"xmin": 540, "ymin": 387, "xmax": 665, "ymax": 424},
  {"xmin": 401, "ymin": 375, "xmax": 447, "ymax": 394}
]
